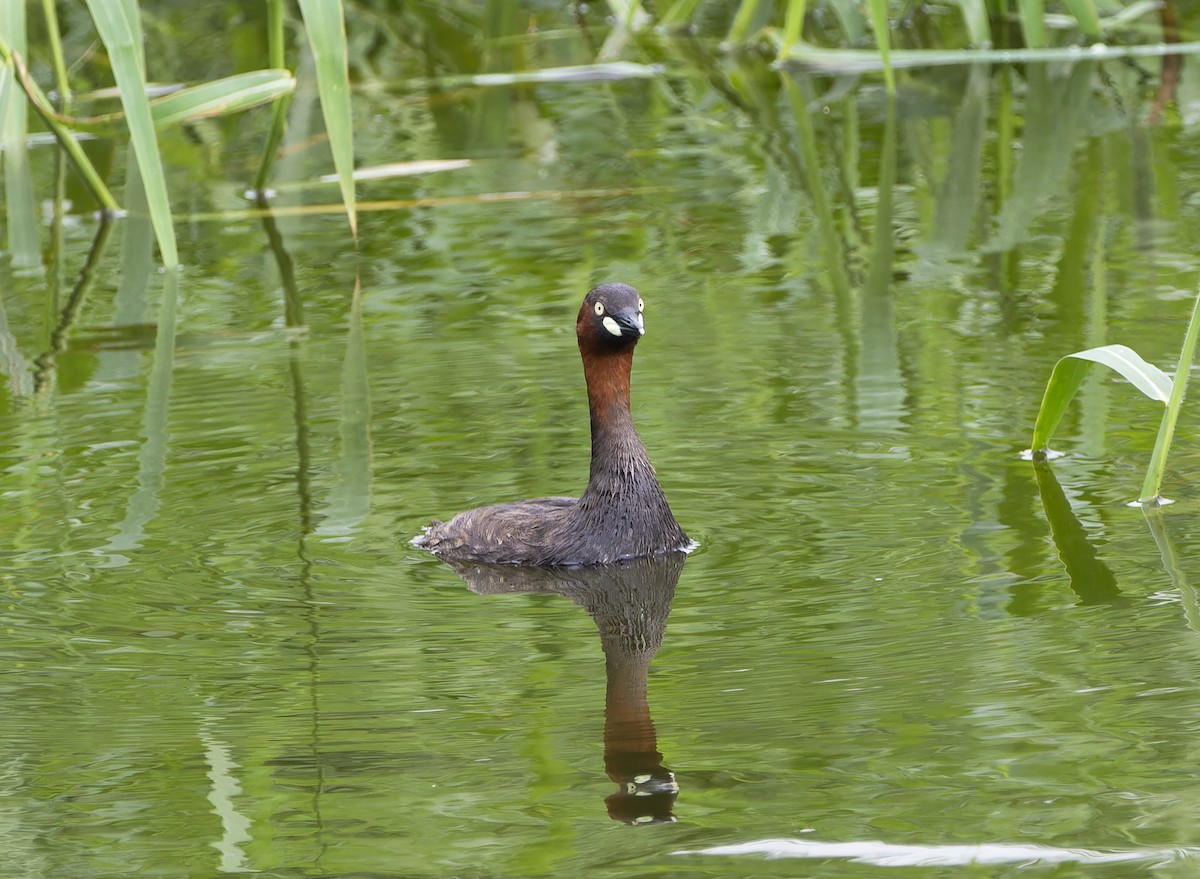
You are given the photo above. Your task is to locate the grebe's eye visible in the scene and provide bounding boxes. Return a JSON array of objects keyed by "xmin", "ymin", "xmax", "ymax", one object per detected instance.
[
  {"xmin": 637, "ymin": 298, "xmax": 644, "ymax": 312},
  {"xmin": 594, "ymin": 302, "xmax": 605, "ymax": 316}
]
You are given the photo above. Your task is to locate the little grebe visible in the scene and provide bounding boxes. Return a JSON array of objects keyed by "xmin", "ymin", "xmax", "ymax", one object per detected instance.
[{"xmin": 413, "ymin": 282, "xmax": 690, "ymax": 566}]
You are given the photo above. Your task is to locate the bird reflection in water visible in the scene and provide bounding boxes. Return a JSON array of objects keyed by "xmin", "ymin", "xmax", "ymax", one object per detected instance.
[{"xmin": 440, "ymin": 552, "xmax": 686, "ymax": 824}]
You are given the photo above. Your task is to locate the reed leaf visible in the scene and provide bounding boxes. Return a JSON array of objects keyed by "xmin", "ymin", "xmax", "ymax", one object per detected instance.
[
  {"xmin": 0, "ymin": 4, "xmax": 40, "ymax": 267},
  {"xmin": 953, "ymin": 0, "xmax": 990, "ymax": 47},
  {"xmin": 865, "ymin": 0, "xmax": 894, "ymax": 94},
  {"xmin": 41, "ymin": 70, "xmax": 295, "ymax": 134},
  {"xmin": 825, "ymin": 0, "xmax": 866, "ymax": 44},
  {"xmin": 662, "ymin": 0, "xmax": 704, "ymax": 26},
  {"xmin": 84, "ymin": 0, "xmax": 178, "ymax": 266},
  {"xmin": 727, "ymin": 0, "xmax": 767, "ymax": 43},
  {"xmin": 1062, "ymin": 0, "xmax": 1102, "ymax": 39},
  {"xmin": 254, "ymin": 0, "xmax": 291, "ymax": 194},
  {"xmin": 1016, "ymin": 0, "xmax": 1047, "ymax": 48},
  {"xmin": 1030, "ymin": 344, "xmax": 1172, "ymax": 455},
  {"xmin": 5, "ymin": 49, "xmax": 119, "ymax": 211},
  {"xmin": 39, "ymin": 0, "xmax": 70, "ymax": 102},
  {"xmin": 296, "ymin": 0, "xmax": 356, "ymax": 238},
  {"xmin": 150, "ymin": 70, "xmax": 295, "ymax": 129}
]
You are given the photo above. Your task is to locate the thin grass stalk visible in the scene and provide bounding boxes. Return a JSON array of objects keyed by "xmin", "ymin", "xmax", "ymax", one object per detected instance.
[
  {"xmin": 42, "ymin": 0, "xmax": 70, "ymax": 309},
  {"xmin": 39, "ymin": 0, "xmax": 70, "ymax": 102},
  {"xmin": 619, "ymin": 0, "xmax": 645, "ymax": 28},
  {"xmin": 254, "ymin": 0, "xmax": 292, "ymax": 194},
  {"xmin": 0, "ymin": 4, "xmax": 40, "ymax": 268},
  {"xmin": 6, "ymin": 51, "xmax": 119, "ymax": 211},
  {"xmin": 1138, "ymin": 288, "xmax": 1200, "ymax": 505},
  {"xmin": 783, "ymin": 0, "xmax": 807, "ymax": 50},
  {"xmin": 48, "ymin": 142, "xmax": 66, "ymax": 312},
  {"xmin": 727, "ymin": 0, "xmax": 766, "ymax": 43},
  {"xmin": 957, "ymin": 0, "xmax": 990, "ymax": 47}
]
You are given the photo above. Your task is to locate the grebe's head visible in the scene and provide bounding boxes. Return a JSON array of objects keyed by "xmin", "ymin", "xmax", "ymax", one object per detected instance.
[{"xmin": 577, "ymin": 283, "xmax": 645, "ymax": 352}]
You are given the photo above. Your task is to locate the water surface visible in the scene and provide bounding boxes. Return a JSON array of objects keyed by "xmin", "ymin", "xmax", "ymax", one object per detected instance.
[{"xmin": 4, "ymin": 11, "xmax": 1200, "ymax": 878}]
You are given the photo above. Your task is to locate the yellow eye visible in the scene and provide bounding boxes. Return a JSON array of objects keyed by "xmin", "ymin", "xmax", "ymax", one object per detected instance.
[
  {"xmin": 637, "ymin": 298, "xmax": 644, "ymax": 311},
  {"xmin": 594, "ymin": 302, "xmax": 605, "ymax": 315}
]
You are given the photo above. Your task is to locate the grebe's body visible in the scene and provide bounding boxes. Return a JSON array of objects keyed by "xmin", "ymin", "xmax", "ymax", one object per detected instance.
[{"xmin": 413, "ymin": 283, "xmax": 689, "ymax": 566}]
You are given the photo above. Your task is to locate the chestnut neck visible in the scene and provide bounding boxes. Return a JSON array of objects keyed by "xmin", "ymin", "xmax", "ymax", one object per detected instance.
[
  {"xmin": 581, "ymin": 345, "xmax": 635, "ymax": 424},
  {"xmin": 578, "ymin": 337, "xmax": 653, "ymax": 494}
]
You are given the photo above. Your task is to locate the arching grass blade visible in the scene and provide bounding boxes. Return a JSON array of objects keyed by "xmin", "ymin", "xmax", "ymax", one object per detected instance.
[{"xmin": 1030, "ymin": 344, "xmax": 1172, "ymax": 455}]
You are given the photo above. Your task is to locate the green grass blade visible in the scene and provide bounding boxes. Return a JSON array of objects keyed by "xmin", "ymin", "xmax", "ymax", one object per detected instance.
[
  {"xmin": 39, "ymin": 0, "xmax": 71, "ymax": 103},
  {"xmin": 84, "ymin": 0, "xmax": 177, "ymax": 266},
  {"xmin": 0, "ymin": 4, "xmax": 40, "ymax": 268},
  {"xmin": 1139, "ymin": 291, "xmax": 1200, "ymax": 505},
  {"xmin": 295, "ymin": 0, "xmax": 356, "ymax": 239},
  {"xmin": 953, "ymin": 0, "xmax": 990, "ymax": 47},
  {"xmin": 727, "ymin": 0, "xmax": 767, "ymax": 43},
  {"xmin": 662, "ymin": 0, "xmax": 704, "ymax": 26},
  {"xmin": 1016, "ymin": 0, "xmax": 1047, "ymax": 48},
  {"xmin": 1031, "ymin": 344, "xmax": 1173, "ymax": 454},
  {"xmin": 0, "ymin": 62, "xmax": 11, "ymax": 156},
  {"xmin": 1076, "ymin": 345, "xmax": 1173, "ymax": 401},
  {"xmin": 253, "ymin": 0, "xmax": 291, "ymax": 194},
  {"xmin": 782, "ymin": 0, "xmax": 808, "ymax": 49},
  {"xmin": 827, "ymin": 0, "xmax": 866, "ymax": 47},
  {"xmin": 1031, "ymin": 356, "xmax": 1092, "ymax": 455},
  {"xmin": 865, "ymin": 0, "xmax": 894, "ymax": 94},
  {"xmin": 609, "ymin": 0, "xmax": 646, "ymax": 28},
  {"xmin": 149, "ymin": 70, "xmax": 295, "ymax": 129},
  {"xmin": 5, "ymin": 50, "xmax": 119, "ymax": 210},
  {"xmin": 1062, "ymin": 0, "xmax": 1102, "ymax": 39}
]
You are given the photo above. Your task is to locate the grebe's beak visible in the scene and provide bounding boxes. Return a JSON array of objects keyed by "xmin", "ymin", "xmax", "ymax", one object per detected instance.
[{"xmin": 608, "ymin": 308, "xmax": 645, "ymax": 337}]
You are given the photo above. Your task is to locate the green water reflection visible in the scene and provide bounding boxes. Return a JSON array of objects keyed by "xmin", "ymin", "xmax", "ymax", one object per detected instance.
[{"xmin": 4, "ymin": 9, "xmax": 1200, "ymax": 878}]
